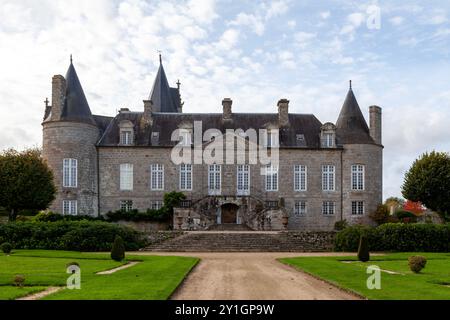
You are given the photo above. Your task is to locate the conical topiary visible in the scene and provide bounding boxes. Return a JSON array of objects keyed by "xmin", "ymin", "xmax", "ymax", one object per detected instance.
[
  {"xmin": 111, "ymin": 235, "xmax": 125, "ymax": 261},
  {"xmin": 357, "ymin": 235, "xmax": 370, "ymax": 262}
]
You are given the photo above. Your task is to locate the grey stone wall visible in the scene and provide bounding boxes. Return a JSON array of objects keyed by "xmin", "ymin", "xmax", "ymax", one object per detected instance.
[{"xmin": 42, "ymin": 121, "xmax": 99, "ymax": 216}]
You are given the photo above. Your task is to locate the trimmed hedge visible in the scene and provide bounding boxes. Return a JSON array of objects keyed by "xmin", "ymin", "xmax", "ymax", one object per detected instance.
[
  {"xmin": 0, "ymin": 221, "xmax": 145, "ymax": 251},
  {"xmin": 34, "ymin": 211, "xmax": 105, "ymax": 222},
  {"xmin": 335, "ymin": 223, "xmax": 450, "ymax": 252}
]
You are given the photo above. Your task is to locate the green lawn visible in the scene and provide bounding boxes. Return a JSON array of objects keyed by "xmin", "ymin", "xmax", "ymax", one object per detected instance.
[
  {"xmin": 280, "ymin": 252, "xmax": 450, "ymax": 300},
  {"xmin": 0, "ymin": 250, "xmax": 198, "ymax": 300}
]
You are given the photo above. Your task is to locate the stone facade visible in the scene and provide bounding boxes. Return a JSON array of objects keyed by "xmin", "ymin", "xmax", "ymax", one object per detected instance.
[{"xmin": 41, "ymin": 60, "xmax": 383, "ymax": 231}]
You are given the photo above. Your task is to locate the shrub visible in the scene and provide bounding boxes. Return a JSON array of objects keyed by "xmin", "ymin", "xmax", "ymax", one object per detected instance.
[
  {"xmin": 335, "ymin": 223, "xmax": 450, "ymax": 252},
  {"xmin": 14, "ymin": 275, "xmax": 25, "ymax": 287},
  {"xmin": 369, "ymin": 204, "xmax": 390, "ymax": 225},
  {"xmin": 34, "ymin": 211, "xmax": 104, "ymax": 222},
  {"xmin": 357, "ymin": 235, "xmax": 370, "ymax": 262},
  {"xmin": 408, "ymin": 256, "xmax": 427, "ymax": 273},
  {"xmin": 0, "ymin": 221, "xmax": 145, "ymax": 251},
  {"xmin": 334, "ymin": 220, "xmax": 348, "ymax": 231},
  {"xmin": 395, "ymin": 210, "xmax": 417, "ymax": 223},
  {"xmin": 111, "ymin": 235, "xmax": 125, "ymax": 261},
  {"xmin": 1, "ymin": 242, "xmax": 12, "ymax": 254}
]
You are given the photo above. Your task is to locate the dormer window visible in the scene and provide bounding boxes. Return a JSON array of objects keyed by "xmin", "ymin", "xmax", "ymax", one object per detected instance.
[
  {"xmin": 320, "ymin": 123, "xmax": 336, "ymax": 148},
  {"xmin": 179, "ymin": 129, "xmax": 192, "ymax": 146},
  {"xmin": 266, "ymin": 129, "xmax": 279, "ymax": 147},
  {"xmin": 119, "ymin": 120, "xmax": 134, "ymax": 146}
]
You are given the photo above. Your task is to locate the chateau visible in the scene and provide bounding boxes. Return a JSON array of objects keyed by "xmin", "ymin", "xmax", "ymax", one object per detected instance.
[{"xmin": 42, "ymin": 57, "xmax": 383, "ymax": 231}]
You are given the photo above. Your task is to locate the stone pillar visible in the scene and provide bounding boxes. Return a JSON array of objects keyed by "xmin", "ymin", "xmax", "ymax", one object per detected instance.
[
  {"xmin": 222, "ymin": 98, "xmax": 232, "ymax": 121},
  {"xmin": 278, "ymin": 99, "xmax": 290, "ymax": 127},
  {"xmin": 50, "ymin": 75, "xmax": 66, "ymax": 121},
  {"xmin": 369, "ymin": 105, "xmax": 382, "ymax": 145}
]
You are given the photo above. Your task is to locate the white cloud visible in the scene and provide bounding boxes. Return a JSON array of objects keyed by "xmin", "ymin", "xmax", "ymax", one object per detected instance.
[
  {"xmin": 389, "ymin": 16, "xmax": 404, "ymax": 26},
  {"xmin": 229, "ymin": 13, "xmax": 265, "ymax": 36},
  {"xmin": 287, "ymin": 20, "xmax": 297, "ymax": 28},
  {"xmin": 320, "ymin": 11, "xmax": 330, "ymax": 19}
]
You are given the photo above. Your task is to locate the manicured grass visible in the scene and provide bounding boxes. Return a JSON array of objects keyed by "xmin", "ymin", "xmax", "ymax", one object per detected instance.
[
  {"xmin": 280, "ymin": 252, "xmax": 450, "ymax": 300},
  {"xmin": 0, "ymin": 250, "xmax": 198, "ymax": 300}
]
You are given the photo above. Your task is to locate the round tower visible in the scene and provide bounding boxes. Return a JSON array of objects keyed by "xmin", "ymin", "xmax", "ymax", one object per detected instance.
[{"xmin": 42, "ymin": 59, "xmax": 99, "ymax": 216}]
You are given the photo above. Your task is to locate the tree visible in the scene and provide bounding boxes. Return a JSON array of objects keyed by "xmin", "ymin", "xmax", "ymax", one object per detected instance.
[
  {"xmin": 402, "ymin": 151, "xmax": 450, "ymax": 221},
  {"xmin": 403, "ymin": 200, "xmax": 425, "ymax": 216},
  {"xmin": 0, "ymin": 148, "xmax": 56, "ymax": 221},
  {"xmin": 369, "ymin": 204, "xmax": 390, "ymax": 225}
]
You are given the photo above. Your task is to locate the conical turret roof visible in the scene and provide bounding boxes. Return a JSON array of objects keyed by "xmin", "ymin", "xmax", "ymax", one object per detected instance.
[
  {"xmin": 148, "ymin": 57, "xmax": 180, "ymax": 113},
  {"xmin": 335, "ymin": 85, "xmax": 374, "ymax": 144},
  {"xmin": 60, "ymin": 59, "xmax": 95, "ymax": 125}
]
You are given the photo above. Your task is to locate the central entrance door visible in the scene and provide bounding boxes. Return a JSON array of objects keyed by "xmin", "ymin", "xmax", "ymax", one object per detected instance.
[{"xmin": 221, "ymin": 203, "xmax": 239, "ymax": 224}]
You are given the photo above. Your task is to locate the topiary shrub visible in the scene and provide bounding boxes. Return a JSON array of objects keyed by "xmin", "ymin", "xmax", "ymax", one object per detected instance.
[
  {"xmin": 408, "ymin": 256, "xmax": 427, "ymax": 273},
  {"xmin": 111, "ymin": 235, "xmax": 125, "ymax": 261},
  {"xmin": 13, "ymin": 275, "xmax": 25, "ymax": 287},
  {"xmin": 357, "ymin": 235, "xmax": 370, "ymax": 262},
  {"xmin": 1, "ymin": 242, "xmax": 12, "ymax": 254}
]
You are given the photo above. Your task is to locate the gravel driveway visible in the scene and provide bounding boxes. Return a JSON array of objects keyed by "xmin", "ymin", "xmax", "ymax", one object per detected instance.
[{"xmin": 136, "ymin": 252, "xmax": 361, "ymax": 300}]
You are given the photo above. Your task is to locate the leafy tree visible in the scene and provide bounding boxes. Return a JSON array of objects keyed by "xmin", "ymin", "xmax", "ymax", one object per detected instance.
[
  {"xmin": 403, "ymin": 200, "xmax": 425, "ymax": 215},
  {"xmin": 402, "ymin": 151, "xmax": 450, "ymax": 221},
  {"xmin": 369, "ymin": 204, "xmax": 390, "ymax": 225},
  {"xmin": 0, "ymin": 148, "xmax": 56, "ymax": 221},
  {"xmin": 162, "ymin": 191, "xmax": 186, "ymax": 217}
]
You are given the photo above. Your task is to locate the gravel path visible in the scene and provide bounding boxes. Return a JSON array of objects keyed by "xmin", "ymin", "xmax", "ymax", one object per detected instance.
[{"xmin": 134, "ymin": 252, "xmax": 362, "ymax": 300}]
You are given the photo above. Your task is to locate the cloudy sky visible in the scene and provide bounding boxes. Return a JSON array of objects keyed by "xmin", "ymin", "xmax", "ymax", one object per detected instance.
[{"xmin": 0, "ymin": 0, "xmax": 449, "ymax": 199}]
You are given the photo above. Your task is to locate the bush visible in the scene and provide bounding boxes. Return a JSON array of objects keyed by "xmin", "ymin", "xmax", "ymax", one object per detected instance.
[
  {"xmin": 111, "ymin": 235, "xmax": 126, "ymax": 261},
  {"xmin": 334, "ymin": 220, "xmax": 348, "ymax": 231},
  {"xmin": 1, "ymin": 242, "xmax": 12, "ymax": 254},
  {"xmin": 369, "ymin": 204, "xmax": 390, "ymax": 225},
  {"xmin": 105, "ymin": 209, "xmax": 167, "ymax": 222},
  {"xmin": 357, "ymin": 235, "xmax": 370, "ymax": 262},
  {"xmin": 0, "ymin": 221, "xmax": 145, "ymax": 251},
  {"xmin": 395, "ymin": 210, "xmax": 417, "ymax": 223},
  {"xmin": 34, "ymin": 211, "xmax": 104, "ymax": 222},
  {"xmin": 335, "ymin": 223, "xmax": 450, "ymax": 252},
  {"xmin": 14, "ymin": 275, "xmax": 25, "ymax": 287},
  {"xmin": 408, "ymin": 256, "xmax": 427, "ymax": 273}
]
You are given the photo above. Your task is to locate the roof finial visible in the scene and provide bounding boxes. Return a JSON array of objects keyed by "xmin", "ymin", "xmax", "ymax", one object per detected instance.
[
  {"xmin": 349, "ymin": 80, "xmax": 352, "ymax": 90},
  {"xmin": 176, "ymin": 79, "xmax": 181, "ymax": 91},
  {"xmin": 44, "ymin": 97, "xmax": 49, "ymax": 107},
  {"xmin": 70, "ymin": 54, "xmax": 73, "ymax": 64},
  {"xmin": 157, "ymin": 50, "xmax": 162, "ymax": 65}
]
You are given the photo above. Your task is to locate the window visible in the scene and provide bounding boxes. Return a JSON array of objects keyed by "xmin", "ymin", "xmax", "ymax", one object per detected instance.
[
  {"xmin": 179, "ymin": 164, "xmax": 192, "ymax": 190},
  {"xmin": 322, "ymin": 165, "xmax": 335, "ymax": 191},
  {"xmin": 63, "ymin": 200, "xmax": 77, "ymax": 215},
  {"xmin": 352, "ymin": 201, "xmax": 364, "ymax": 215},
  {"xmin": 266, "ymin": 201, "xmax": 279, "ymax": 209},
  {"xmin": 322, "ymin": 201, "xmax": 335, "ymax": 215},
  {"xmin": 150, "ymin": 164, "xmax": 164, "ymax": 190},
  {"xmin": 151, "ymin": 201, "xmax": 163, "ymax": 210},
  {"xmin": 322, "ymin": 133, "xmax": 334, "ymax": 148},
  {"xmin": 294, "ymin": 201, "xmax": 307, "ymax": 216},
  {"xmin": 208, "ymin": 165, "xmax": 221, "ymax": 195},
  {"xmin": 120, "ymin": 164, "xmax": 133, "ymax": 191},
  {"xmin": 265, "ymin": 165, "xmax": 278, "ymax": 191},
  {"xmin": 351, "ymin": 165, "xmax": 365, "ymax": 191},
  {"xmin": 120, "ymin": 130, "xmax": 133, "ymax": 145},
  {"xmin": 237, "ymin": 165, "xmax": 250, "ymax": 195},
  {"xmin": 179, "ymin": 129, "xmax": 192, "ymax": 146},
  {"xmin": 120, "ymin": 200, "xmax": 133, "ymax": 212},
  {"xmin": 63, "ymin": 159, "xmax": 77, "ymax": 188},
  {"xmin": 266, "ymin": 130, "xmax": 279, "ymax": 147},
  {"xmin": 294, "ymin": 165, "xmax": 307, "ymax": 191}
]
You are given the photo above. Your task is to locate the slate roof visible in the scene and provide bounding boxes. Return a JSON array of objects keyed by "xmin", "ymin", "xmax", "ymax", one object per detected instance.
[
  {"xmin": 148, "ymin": 60, "xmax": 181, "ymax": 113},
  {"xmin": 60, "ymin": 61, "xmax": 96, "ymax": 125},
  {"xmin": 335, "ymin": 88, "xmax": 375, "ymax": 145},
  {"xmin": 97, "ymin": 112, "xmax": 324, "ymax": 148}
]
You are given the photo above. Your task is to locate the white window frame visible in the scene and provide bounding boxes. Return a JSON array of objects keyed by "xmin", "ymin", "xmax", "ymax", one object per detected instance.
[
  {"xmin": 179, "ymin": 164, "xmax": 192, "ymax": 191},
  {"xmin": 322, "ymin": 165, "xmax": 335, "ymax": 191},
  {"xmin": 120, "ymin": 163, "xmax": 133, "ymax": 191},
  {"xmin": 63, "ymin": 200, "xmax": 77, "ymax": 215},
  {"xmin": 150, "ymin": 200, "xmax": 164, "ymax": 210},
  {"xmin": 324, "ymin": 133, "xmax": 334, "ymax": 147},
  {"xmin": 351, "ymin": 164, "xmax": 365, "ymax": 191},
  {"xmin": 266, "ymin": 130, "xmax": 279, "ymax": 147},
  {"xmin": 120, "ymin": 200, "xmax": 133, "ymax": 212},
  {"xmin": 63, "ymin": 159, "xmax": 77, "ymax": 188},
  {"xmin": 208, "ymin": 164, "xmax": 221, "ymax": 195},
  {"xmin": 150, "ymin": 164, "xmax": 164, "ymax": 191},
  {"xmin": 294, "ymin": 165, "xmax": 307, "ymax": 191},
  {"xmin": 322, "ymin": 201, "xmax": 335, "ymax": 215},
  {"xmin": 265, "ymin": 165, "xmax": 278, "ymax": 191},
  {"xmin": 352, "ymin": 201, "xmax": 365, "ymax": 215},
  {"xmin": 120, "ymin": 130, "xmax": 133, "ymax": 145},
  {"xmin": 294, "ymin": 201, "xmax": 307, "ymax": 216},
  {"xmin": 237, "ymin": 165, "xmax": 250, "ymax": 196}
]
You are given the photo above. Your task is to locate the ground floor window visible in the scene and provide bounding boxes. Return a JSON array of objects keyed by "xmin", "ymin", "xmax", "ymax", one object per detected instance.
[
  {"xmin": 120, "ymin": 200, "xmax": 133, "ymax": 212},
  {"xmin": 294, "ymin": 201, "xmax": 307, "ymax": 215},
  {"xmin": 151, "ymin": 200, "xmax": 163, "ymax": 210},
  {"xmin": 322, "ymin": 201, "xmax": 335, "ymax": 215},
  {"xmin": 351, "ymin": 201, "xmax": 364, "ymax": 215},
  {"xmin": 63, "ymin": 200, "xmax": 77, "ymax": 215}
]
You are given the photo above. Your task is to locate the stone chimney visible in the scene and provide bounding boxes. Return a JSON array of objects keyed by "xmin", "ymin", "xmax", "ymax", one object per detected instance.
[
  {"xmin": 222, "ymin": 98, "xmax": 232, "ymax": 121},
  {"xmin": 369, "ymin": 105, "xmax": 382, "ymax": 145},
  {"xmin": 142, "ymin": 100, "xmax": 153, "ymax": 126},
  {"xmin": 50, "ymin": 75, "xmax": 66, "ymax": 121},
  {"xmin": 278, "ymin": 99, "xmax": 290, "ymax": 127}
]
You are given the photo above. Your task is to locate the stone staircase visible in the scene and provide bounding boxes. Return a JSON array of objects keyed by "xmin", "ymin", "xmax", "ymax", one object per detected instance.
[
  {"xmin": 207, "ymin": 224, "xmax": 254, "ymax": 231},
  {"xmin": 143, "ymin": 231, "xmax": 335, "ymax": 252}
]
